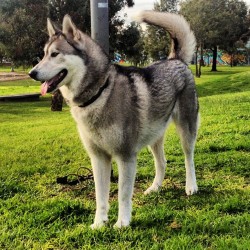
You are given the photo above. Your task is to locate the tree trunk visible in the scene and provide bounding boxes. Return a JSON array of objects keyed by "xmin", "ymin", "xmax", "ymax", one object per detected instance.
[
  {"xmin": 230, "ymin": 54, "xmax": 233, "ymax": 67},
  {"xmin": 207, "ymin": 54, "xmax": 210, "ymax": 67},
  {"xmin": 195, "ymin": 46, "xmax": 200, "ymax": 78},
  {"xmin": 198, "ymin": 43, "xmax": 203, "ymax": 77},
  {"xmin": 11, "ymin": 63, "xmax": 14, "ymax": 72},
  {"xmin": 211, "ymin": 46, "xmax": 217, "ymax": 71},
  {"xmin": 198, "ymin": 60, "xmax": 201, "ymax": 77},
  {"xmin": 51, "ymin": 90, "xmax": 63, "ymax": 111},
  {"xmin": 200, "ymin": 44, "xmax": 204, "ymax": 67}
]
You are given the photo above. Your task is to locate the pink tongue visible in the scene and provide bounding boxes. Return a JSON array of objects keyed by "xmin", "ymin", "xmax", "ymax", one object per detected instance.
[{"xmin": 41, "ymin": 82, "xmax": 48, "ymax": 96}]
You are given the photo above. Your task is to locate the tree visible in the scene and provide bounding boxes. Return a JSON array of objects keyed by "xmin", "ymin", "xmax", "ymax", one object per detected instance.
[
  {"xmin": 0, "ymin": 43, "xmax": 6, "ymax": 63},
  {"xmin": 48, "ymin": 0, "xmax": 131, "ymax": 58},
  {"xmin": 180, "ymin": 0, "xmax": 205, "ymax": 76},
  {"xmin": 48, "ymin": 0, "xmax": 91, "ymax": 34},
  {"xmin": 180, "ymin": 0, "xmax": 250, "ymax": 72},
  {"xmin": 117, "ymin": 22, "xmax": 146, "ymax": 66},
  {"xmin": 220, "ymin": 0, "xmax": 250, "ymax": 67},
  {"xmin": 0, "ymin": 0, "xmax": 48, "ymax": 67},
  {"xmin": 0, "ymin": 0, "xmax": 133, "ymax": 66},
  {"xmin": 143, "ymin": 0, "xmax": 179, "ymax": 61}
]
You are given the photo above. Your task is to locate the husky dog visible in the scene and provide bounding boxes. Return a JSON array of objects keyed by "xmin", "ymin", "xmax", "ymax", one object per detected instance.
[{"xmin": 29, "ymin": 11, "xmax": 199, "ymax": 229}]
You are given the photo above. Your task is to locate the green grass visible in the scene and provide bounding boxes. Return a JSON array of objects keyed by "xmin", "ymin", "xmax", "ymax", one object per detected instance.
[
  {"xmin": 0, "ymin": 66, "xmax": 250, "ymax": 249},
  {"xmin": 191, "ymin": 66, "xmax": 250, "ymax": 97},
  {"xmin": 0, "ymin": 66, "xmax": 30, "ymax": 73},
  {"xmin": 0, "ymin": 79, "xmax": 40, "ymax": 95}
]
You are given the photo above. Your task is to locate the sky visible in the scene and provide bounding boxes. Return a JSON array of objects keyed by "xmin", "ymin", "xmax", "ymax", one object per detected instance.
[
  {"xmin": 121, "ymin": 0, "xmax": 155, "ymax": 23},
  {"xmin": 121, "ymin": 0, "xmax": 250, "ymax": 24}
]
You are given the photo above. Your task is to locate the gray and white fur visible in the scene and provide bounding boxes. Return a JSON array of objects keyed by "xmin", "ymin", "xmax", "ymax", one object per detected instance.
[{"xmin": 29, "ymin": 10, "xmax": 199, "ymax": 229}]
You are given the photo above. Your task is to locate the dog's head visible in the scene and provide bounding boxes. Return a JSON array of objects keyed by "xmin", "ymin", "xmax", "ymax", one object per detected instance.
[{"xmin": 29, "ymin": 15, "xmax": 108, "ymax": 96}]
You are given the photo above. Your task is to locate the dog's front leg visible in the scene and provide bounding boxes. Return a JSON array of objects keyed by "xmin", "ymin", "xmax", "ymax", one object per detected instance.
[
  {"xmin": 90, "ymin": 152, "xmax": 111, "ymax": 229},
  {"xmin": 114, "ymin": 155, "xmax": 137, "ymax": 228}
]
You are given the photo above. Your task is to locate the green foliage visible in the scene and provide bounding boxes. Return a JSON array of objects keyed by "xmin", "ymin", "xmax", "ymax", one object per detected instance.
[
  {"xmin": 180, "ymin": 0, "xmax": 250, "ymax": 70},
  {"xmin": 48, "ymin": 0, "xmax": 91, "ymax": 34},
  {"xmin": 0, "ymin": 0, "xmax": 48, "ymax": 66},
  {"xmin": 181, "ymin": 0, "xmax": 250, "ymax": 49},
  {"xmin": 143, "ymin": 26, "xmax": 170, "ymax": 61},
  {"xmin": 0, "ymin": 66, "xmax": 249, "ymax": 248},
  {"xmin": 0, "ymin": 42, "xmax": 6, "ymax": 63},
  {"xmin": 117, "ymin": 22, "xmax": 145, "ymax": 66},
  {"xmin": 155, "ymin": 0, "xmax": 179, "ymax": 13},
  {"xmin": 143, "ymin": 0, "xmax": 179, "ymax": 61},
  {"xmin": 0, "ymin": 0, "xmax": 134, "ymax": 65}
]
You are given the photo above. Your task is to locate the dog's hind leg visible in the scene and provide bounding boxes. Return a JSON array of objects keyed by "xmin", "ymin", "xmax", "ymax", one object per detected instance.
[
  {"xmin": 144, "ymin": 135, "xmax": 166, "ymax": 195},
  {"xmin": 90, "ymin": 152, "xmax": 112, "ymax": 229},
  {"xmin": 172, "ymin": 92, "xmax": 199, "ymax": 195}
]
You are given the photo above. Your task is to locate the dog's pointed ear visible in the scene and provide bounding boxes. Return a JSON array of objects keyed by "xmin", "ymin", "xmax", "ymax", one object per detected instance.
[
  {"xmin": 47, "ymin": 18, "xmax": 58, "ymax": 37},
  {"xmin": 62, "ymin": 15, "xmax": 81, "ymax": 40}
]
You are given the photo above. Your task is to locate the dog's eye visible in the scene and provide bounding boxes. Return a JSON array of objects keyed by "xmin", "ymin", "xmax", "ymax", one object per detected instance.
[{"xmin": 51, "ymin": 52, "xmax": 59, "ymax": 57}]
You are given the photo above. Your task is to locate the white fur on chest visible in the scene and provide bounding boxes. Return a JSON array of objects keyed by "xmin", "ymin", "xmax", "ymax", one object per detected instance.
[
  {"xmin": 69, "ymin": 77, "xmax": 170, "ymax": 155},
  {"xmin": 71, "ymin": 106, "xmax": 123, "ymax": 155}
]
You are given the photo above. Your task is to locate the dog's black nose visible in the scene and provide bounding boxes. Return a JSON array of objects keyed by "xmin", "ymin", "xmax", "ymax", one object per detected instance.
[{"xmin": 29, "ymin": 70, "xmax": 38, "ymax": 80}]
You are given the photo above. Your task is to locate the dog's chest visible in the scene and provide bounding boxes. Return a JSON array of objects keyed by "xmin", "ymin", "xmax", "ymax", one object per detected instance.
[{"xmin": 71, "ymin": 107, "xmax": 124, "ymax": 154}]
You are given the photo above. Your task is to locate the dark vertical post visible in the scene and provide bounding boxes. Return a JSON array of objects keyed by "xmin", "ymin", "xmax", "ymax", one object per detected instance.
[
  {"xmin": 211, "ymin": 45, "xmax": 218, "ymax": 71},
  {"xmin": 90, "ymin": 0, "xmax": 109, "ymax": 55}
]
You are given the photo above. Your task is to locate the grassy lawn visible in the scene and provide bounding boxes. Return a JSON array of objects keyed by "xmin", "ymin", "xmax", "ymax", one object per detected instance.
[
  {"xmin": 0, "ymin": 79, "xmax": 40, "ymax": 95},
  {"xmin": 0, "ymin": 66, "xmax": 30, "ymax": 73},
  {"xmin": 0, "ymin": 66, "xmax": 36, "ymax": 95},
  {"xmin": 0, "ymin": 66, "xmax": 249, "ymax": 249}
]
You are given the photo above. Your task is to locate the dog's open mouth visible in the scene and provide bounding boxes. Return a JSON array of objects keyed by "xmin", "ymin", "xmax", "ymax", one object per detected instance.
[{"xmin": 41, "ymin": 69, "xmax": 68, "ymax": 95}]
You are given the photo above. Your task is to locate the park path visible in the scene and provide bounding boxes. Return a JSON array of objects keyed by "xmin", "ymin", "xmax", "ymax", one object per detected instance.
[{"xmin": 0, "ymin": 72, "xmax": 29, "ymax": 82}]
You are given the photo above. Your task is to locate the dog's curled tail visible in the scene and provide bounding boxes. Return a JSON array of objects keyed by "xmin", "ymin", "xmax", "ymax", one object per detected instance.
[{"xmin": 134, "ymin": 11, "xmax": 196, "ymax": 64}]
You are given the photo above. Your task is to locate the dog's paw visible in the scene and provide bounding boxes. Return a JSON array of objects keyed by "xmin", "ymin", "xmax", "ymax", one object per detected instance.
[
  {"xmin": 90, "ymin": 221, "xmax": 106, "ymax": 230},
  {"xmin": 185, "ymin": 183, "xmax": 198, "ymax": 196},
  {"xmin": 90, "ymin": 223, "xmax": 104, "ymax": 230},
  {"xmin": 144, "ymin": 184, "xmax": 160, "ymax": 195},
  {"xmin": 113, "ymin": 219, "xmax": 130, "ymax": 229}
]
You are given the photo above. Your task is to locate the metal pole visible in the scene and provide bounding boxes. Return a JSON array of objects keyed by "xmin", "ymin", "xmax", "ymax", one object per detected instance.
[{"xmin": 90, "ymin": 0, "xmax": 109, "ymax": 55}]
